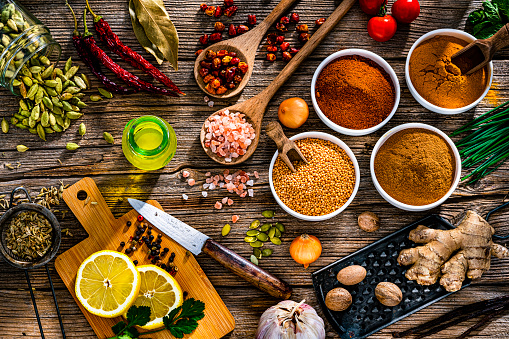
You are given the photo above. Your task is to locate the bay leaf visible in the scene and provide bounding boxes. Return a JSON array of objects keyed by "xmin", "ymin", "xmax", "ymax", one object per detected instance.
[
  {"xmin": 129, "ymin": 0, "xmax": 165, "ymax": 65},
  {"xmin": 132, "ymin": 0, "xmax": 179, "ymax": 70}
]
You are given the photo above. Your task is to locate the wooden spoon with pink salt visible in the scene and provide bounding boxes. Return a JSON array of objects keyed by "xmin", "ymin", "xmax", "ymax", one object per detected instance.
[{"xmin": 200, "ymin": 0, "xmax": 357, "ymax": 165}]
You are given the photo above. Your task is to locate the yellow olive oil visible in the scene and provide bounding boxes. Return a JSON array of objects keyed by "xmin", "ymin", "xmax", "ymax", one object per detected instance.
[{"xmin": 122, "ymin": 116, "xmax": 177, "ymax": 171}]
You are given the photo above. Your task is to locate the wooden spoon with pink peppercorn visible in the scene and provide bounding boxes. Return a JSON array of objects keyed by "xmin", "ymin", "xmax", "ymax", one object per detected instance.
[{"xmin": 200, "ymin": 0, "xmax": 357, "ymax": 165}]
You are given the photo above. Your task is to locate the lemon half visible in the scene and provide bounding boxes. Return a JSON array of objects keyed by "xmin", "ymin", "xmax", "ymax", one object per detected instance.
[
  {"xmin": 75, "ymin": 250, "xmax": 141, "ymax": 318},
  {"xmin": 131, "ymin": 265, "xmax": 184, "ymax": 330}
]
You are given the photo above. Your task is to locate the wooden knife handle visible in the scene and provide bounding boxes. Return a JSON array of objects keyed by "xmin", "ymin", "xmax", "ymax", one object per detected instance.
[{"xmin": 202, "ymin": 238, "xmax": 292, "ymax": 299}]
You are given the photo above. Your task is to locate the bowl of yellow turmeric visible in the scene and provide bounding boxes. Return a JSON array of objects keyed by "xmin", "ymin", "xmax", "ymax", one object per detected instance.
[{"xmin": 405, "ymin": 29, "xmax": 493, "ymax": 114}]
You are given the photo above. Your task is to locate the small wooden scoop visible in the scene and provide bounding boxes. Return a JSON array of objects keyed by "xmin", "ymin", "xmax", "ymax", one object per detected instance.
[
  {"xmin": 452, "ymin": 23, "xmax": 509, "ymax": 75},
  {"xmin": 266, "ymin": 121, "xmax": 308, "ymax": 172}
]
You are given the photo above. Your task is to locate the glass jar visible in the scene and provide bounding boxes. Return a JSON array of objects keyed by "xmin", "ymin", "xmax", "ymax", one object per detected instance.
[
  {"xmin": 122, "ymin": 116, "xmax": 177, "ymax": 171},
  {"xmin": 0, "ymin": 0, "xmax": 61, "ymax": 95}
]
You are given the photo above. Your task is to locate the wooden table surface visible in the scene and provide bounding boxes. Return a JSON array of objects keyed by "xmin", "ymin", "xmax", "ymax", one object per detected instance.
[{"xmin": 0, "ymin": 0, "xmax": 508, "ymax": 338}]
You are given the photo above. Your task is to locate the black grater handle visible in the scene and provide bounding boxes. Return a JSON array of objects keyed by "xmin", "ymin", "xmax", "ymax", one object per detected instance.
[
  {"xmin": 9, "ymin": 186, "xmax": 31, "ymax": 207},
  {"xmin": 485, "ymin": 200, "xmax": 509, "ymax": 240}
]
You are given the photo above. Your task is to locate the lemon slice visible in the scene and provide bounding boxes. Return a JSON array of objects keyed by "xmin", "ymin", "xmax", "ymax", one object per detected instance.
[
  {"xmin": 75, "ymin": 250, "xmax": 141, "ymax": 318},
  {"xmin": 131, "ymin": 265, "xmax": 184, "ymax": 330}
]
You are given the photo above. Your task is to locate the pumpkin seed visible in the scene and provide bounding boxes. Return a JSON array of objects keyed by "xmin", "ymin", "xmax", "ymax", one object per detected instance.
[
  {"xmin": 250, "ymin": 240, "xmax": 264, "ymax": 248},
  {"xmin": 260, "ymin": 223, "xmax": 271, "ymax": 232},
  {"xmin": 98, "ymin": 88, "xmax": 113, "ymax": 99},
  {"xmin": 16, "ymin": 144, "xmax": 28, "ymax": 152},
  {"xmin": 262, "ymin": 210, "xmax": 274, "ymax": 218},
  {"xmin": 257, "ymin": 233, "xmax": 269, "ymax": 242},
  {"xmin": 249, "ymin": 219, "xmax": 260, "ymax": 229},
  {"xmin": 244, "ymin": 236, "xmax": 257, "ymax": 243},
  {"xmin": 262, "ymin": 248, "xmax": 273, "ymax": 257},
  {"xmin": 246, "ymin": 230, "xmax": 259, "ymax": 236},
  {"xmin": 270, "ymin": 237, "xmax": 282, "ymax": 245},
  {"xmin": 253, "ymin": 248, "xmax": 262, "ymax": 259},
  {"xmin": 250, "ymin": 255, "xmax": 258, "ymax": 265},
  {"xmin": 79, "ymin": 123, "xmax": 86, "ymax": 136},
  {"xmin": 103, "ymin": 132, "xmax": 114, "ymax": 144},
  {"xmin": 1, "ymin": 118, "xmax": 8, "ymax": 133},
  {"xmin": 221, "ymin": 224, "xmax": 231, "ymax": 237},
  {"xmin": 268, "ymin": 227, "xmax": 276, "ymax": 239},
  {"xmin": 275, "ymin": 222, "xmax": 285, "ymax": 233},
  {"xmin": 66, "ymin": 142, "xmax": 80, "ymax": 151},
  {"xmin": 274, "ymin": 228, "xmax": 282, "ymax": 238}
]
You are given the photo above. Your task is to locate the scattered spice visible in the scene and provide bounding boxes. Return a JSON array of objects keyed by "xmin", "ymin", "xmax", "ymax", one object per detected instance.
[
  {"xmin": 272, "ymin": 138, "xmax": 356, "ymax": 216},
  {"xmin": 409, "ymin": 35, "xmax": 489, "ymax": 109},
  {"xmin": 6, "ymin": 211, "xmax": 52, "ymax": 261},
  {"xmin": 315, "ymin": 55, "xmax": 395, "ymax": 130},
  {"xmin": 204, "ymin": 110, "xmax": 256, "ymax": 161},
  {"xmin": 374, "ymin": 128, "xmax": 455, "ymax": 206},
  {"xmin": 198, "ymin": 49, "xmax": 248, "ymax": 95}
]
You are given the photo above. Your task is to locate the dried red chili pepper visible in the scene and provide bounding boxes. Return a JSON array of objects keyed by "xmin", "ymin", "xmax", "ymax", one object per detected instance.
[
  {"xmin": 228, "ymin": 24, "xmax": 237, "ymax": 37},
  {"xmin": 247, "ymin": 15, "xmax": 256, "ymax": 26},
  {"xmin": 86, "ymin": 1, "xmax": 183, "ymax": 95},
  {"xmin": 290, "ymin": 13, "xmax": 300, "ymax": 23},
  {"xmin": 82, "ymin": 9, "xmax": 178, "ymax": 97},
  {"xmin": 213, "ymin": 6, "xmax": 223, "ymax": 17},
  {"xmin": 316, "ymin": 18, "xmax": 326, "ymax": 26},
  {"xmin": 214, "ymin": 21, "xmax": 225, "ymax": 32},
  {"xmin": 224, "ymin": 5, "xmax": 238, "ymax": 17},
  {"xmin": 66, "ymin": 3, "xmax": 134, "ymax": 94},
  {"xmin": 209, "ymin": 32, "xmax": 223, "ymax": 43},
  {"xmin": 276, "ymin": 35, "xmax": 285, "ymax": 44},
  {"xmin": 224, "ymin": 0, "xmax": 234, "ymax": 6},
  {"xmin": 237, "ymin": 25, "xmax": 249, "ymax": 34},
  {"xmin": 199, "ymin": 34, "xmax": 209, "ymax": 45},
  {"xmin": 200, "ymin": 3, "xmax": 208, "ymax": 11},
  {"xmin": 280, "ymin": 42, "xmax": 290, "ymax": 52}
]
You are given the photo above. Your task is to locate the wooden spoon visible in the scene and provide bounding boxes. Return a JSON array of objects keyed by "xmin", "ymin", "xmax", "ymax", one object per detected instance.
[
  {"xmin": 200, "ymin": 0, "xmax": 357, "ymax": 165},
  {"xmin": 194, "ymin": 0, "xmax": 299, "ymax": 99},
  {"xmin": 266, "ymin": 121, "xmax": 308, "ymax": 172},
  {"xmin": 451, "ymin": 23, "xmax": 509, "ymax": 75}
]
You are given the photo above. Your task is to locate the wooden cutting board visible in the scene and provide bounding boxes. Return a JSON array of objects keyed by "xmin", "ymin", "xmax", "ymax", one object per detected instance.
[{"xmin": 55, "ymin": 177, "xmax": 235, "ymax": 339}]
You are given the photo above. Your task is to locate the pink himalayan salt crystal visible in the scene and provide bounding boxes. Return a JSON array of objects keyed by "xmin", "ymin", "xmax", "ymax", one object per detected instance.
[
  {"xmin": 188, "ymin": 178, "xmax": 196, "ymax": 186},
  {"xmin": 232, "ymin": 215, "xmax": 239, "ymax": 223},
  {"xmin": 182, "ymin": 194, "xmax": 188, "ymax": 200},
  {"xmin": 203, "ymin": 110, "xmax": 256, "ymax": 159},
  {"xmin": 182, "ymin": 170, "xmax": 190, "ymax": 178},
  {"xmin": 227, "ymin": 198, "xmax": 233, "ymax": 206},
  {"xmin": 215, "ymin": 201, "xmax": 223, "ymax": 209},
  {"xmin": 222, "ymin": 197, "xmax": 228, "ymax": 204},
  {"xmin": 205, "ymin": 172, "xmax": 211, "ymax": 176},
  {"xmin": 254, "ymin": 171, "xmax": 259, "ymax": 178}
]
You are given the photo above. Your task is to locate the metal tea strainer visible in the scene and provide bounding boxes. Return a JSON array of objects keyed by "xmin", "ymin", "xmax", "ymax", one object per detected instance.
[{"xmin": 0, "ymin": 187, "xmax": 66, "ymax": 338}]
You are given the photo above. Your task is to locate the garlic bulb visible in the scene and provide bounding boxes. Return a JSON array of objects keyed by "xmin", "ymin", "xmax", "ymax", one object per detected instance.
[{"xmin": 256, "ymin": 300, "xmax": 326, "ymax": 339}]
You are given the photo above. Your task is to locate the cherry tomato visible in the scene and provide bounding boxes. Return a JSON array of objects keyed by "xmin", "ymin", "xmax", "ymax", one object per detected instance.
[
  {"xmin": 392, "ymin": 0, "xmax": 420, "ymax": 24},
  {"xmin": 359, "ymin": 0, "xmax": 387, "ymax": 16},
  {"xmin": 367, "ymin": 15, "xmax": 397, "ymax": 42}
]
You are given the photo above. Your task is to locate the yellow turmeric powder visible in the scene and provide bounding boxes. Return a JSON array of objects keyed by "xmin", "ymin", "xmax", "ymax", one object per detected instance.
[{"xmin": 409, "ymin": 35, "xmax": 489, "ymax": 109}]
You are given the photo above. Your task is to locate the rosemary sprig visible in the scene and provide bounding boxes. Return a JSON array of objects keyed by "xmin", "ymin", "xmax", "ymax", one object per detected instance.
[{"xmin": 452, "ymin": 100, "xmax": 509, "ymax": 184}]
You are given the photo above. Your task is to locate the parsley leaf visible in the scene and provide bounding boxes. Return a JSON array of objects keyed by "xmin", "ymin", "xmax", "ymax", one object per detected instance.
[
  {"xmin": 112, "ymin": 321, "xmax": 127, "ymax": 335},
  {"xmin": 126, "ymin": 306, "xmax": 151, "ymax": 328},
  {"xmin": 162, "ymin": 298, "xmax": 206, "ymax": 338},
  {"xmin": 468, "ymin": 0, "xmax": 508, "ymax": 39}
]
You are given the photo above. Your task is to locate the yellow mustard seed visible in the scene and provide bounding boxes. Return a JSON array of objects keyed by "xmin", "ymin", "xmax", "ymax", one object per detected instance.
[{"xmin": 272, "ymin": 138, "xmax": 356, "ymax": 216}]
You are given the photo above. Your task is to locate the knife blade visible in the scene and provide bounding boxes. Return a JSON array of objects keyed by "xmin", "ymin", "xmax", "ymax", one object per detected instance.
[{"xmin": 128, "ymin": 198, "xmax": 292, "ymax": 299}]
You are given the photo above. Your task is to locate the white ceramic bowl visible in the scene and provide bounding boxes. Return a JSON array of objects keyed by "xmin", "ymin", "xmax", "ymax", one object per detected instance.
[
  {"xmin": 311, "ymin": 49, "xmax": 400, "ymax": 136},
  {"xmin": 370, "ymin": 123, "xmax": 461, "ymax": 212},
  {"xmin": 269, "ymin": 132, "xmax": 360, "ymax": 221},
  {"xmin": 405, "ymin": 29, "xmax": 493, "ymax": 115}
]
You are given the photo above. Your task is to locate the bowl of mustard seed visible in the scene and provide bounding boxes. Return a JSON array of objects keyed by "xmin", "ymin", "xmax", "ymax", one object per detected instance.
[{"xmin": 269, "ymin": 132, "xmax": 360, "ymax": 221}]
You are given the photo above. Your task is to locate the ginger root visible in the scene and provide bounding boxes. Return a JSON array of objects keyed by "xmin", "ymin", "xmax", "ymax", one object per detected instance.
[{"xmin": 398, "ymin": 211, "xmax": 509, "ymax": 292}]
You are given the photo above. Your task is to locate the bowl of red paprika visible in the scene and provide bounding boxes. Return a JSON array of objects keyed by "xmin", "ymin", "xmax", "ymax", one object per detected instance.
[{"xmin": 311, "ymin": 49, "xmax": 400, "ymax": 136}]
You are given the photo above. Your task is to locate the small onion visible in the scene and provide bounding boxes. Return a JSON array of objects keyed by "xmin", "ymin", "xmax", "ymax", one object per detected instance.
[
  {"xmin": 289, "ymin": 234, "xmax": 322, "ymax": 268},
  {"xmin": 256, "ymin": 300, "xmax": 326, "ymax": 339}
]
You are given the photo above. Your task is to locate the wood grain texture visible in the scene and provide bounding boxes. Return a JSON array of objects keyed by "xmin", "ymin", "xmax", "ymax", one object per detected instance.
[
  {"xmin": 55, "ymin": 178, "xmax": 234, "ymax": 338},
  {"xmin": 0, "ymin": 0, "xmax": 508, "ymax": 338}
]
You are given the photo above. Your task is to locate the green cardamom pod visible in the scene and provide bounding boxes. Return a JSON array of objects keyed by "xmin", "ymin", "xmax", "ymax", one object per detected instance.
[
  {"xmin": 64, "ymin": 57, "xmax": 72, "ymax": 74},
  {"xmin": 16, "ymin": 145, "xmax": 28, "ymax": 152},
  {"xmin": 71, "ymin": 105, "xmax": 80, "ymax": 112},
  {"xmin": 55, "ymin": 115, "xmax": 64, "ymax": 127},
  {"xmin": 15, "ymin": 123, "xmax": 27, "ymax": 129},
  {"xmin": 79, "ymin": 123, "xmax": 86, "ymax": 136},
  {"xmin": 103, "ymin": 132, "xmax": 114, "ymax": 144},
  {"xmin": 97, "ymin": 88, "xmax": 113, "ymax": 99},
  {"xmin": 19, "ymin": 99, "xmax": 28, "ymax": 111},
  {"xmin": 76, "ymin": 100, "xmax": 87, "ymax": 108},
  {"xmin": 1, "ymin": 118, "xmax": 8, "ymax": 133},
  {"xmin": 1, "ymin": 35, "xmax": 10, "ymax": 47},
  {"xmin": 40, "ymin": 111, "xmax": 49, "ymax": 127},
  {"xmin": 64, "ymin": 86, "xmax": 80, "ymax": 94},
  {"xmin": 80, "ymin": 73, "xmax": 90, "ymax": 89},
  {"xmin": 90, "ymin": 94, "xmax": 103, "ymax": 102},
  {"xmin": 55, "ymin": 77, "xmax": 62, "ymax": 94},
  {"xmin": 37, "ymin": 124, "xmax": 46, "ymax": 141},
  {"xmin": 12, "ymin": 79, "xmax": 20, "ymax": 86},
  {"xmin": 51, "ymin": 96, "xmax": 63, "ymax": 108},
  {"xmin": 35, "ymin": 86, "xmax": 44, "ymax": 104},
  {"xmin": 10, "ymin": 117, "xmax": 18, "ymax": 125},
  {"xmin": 14, "ymin": 51, "xmax": 23, "ymax": 60},
  {"xmin": 26, "ymin": 83, "xmax": 38, "ymax": 100},
  {"xmin": 42, "ymin": 96, "xmax": 53, "ymax": 110},
  {"xmin": 63, "ymin": 117, "xmax": 71, "ymax": 130},
  {"xmin": 20, "ymin": 110, "xmax": 30, "ymax": 117},
  {"xmin": 73, "ymin": 76, "xmax": 87, "ymax": 90},
  {"xmin": 19, "ymin": 82, "xmax": 27, "ymax": 98},
  {"xmin": 39, "ymin": 55, "xmax": 51, "ymax": 66},
  {"xmin": 29, "ymin": 66, "xmax": 42, "ymax": 74},
  {"xmin": 66, "ymin": 111, "xmax": 82, "ymax": 120},
  {"xmin": 34, "ymin": 73, "xmax": 43, "ymax": 83},
  {"xmin": 44, "ymin": 79, "xmax": 58, "ymax": 87},
  {"xmin": 28, "ymin": 127, "xmax": 36, "ymax": 134},
  {"xmin": 41, "ymin": 64, "xmax": 54, "ymax": 79},
  {"xmin": 66, "ymin": 142, "xmax": 80, "ymax": 151},
  {"xmin": 6, "ymin": 19, "xmax": 17, "ymax": 32},
  {"xmin": 44, "ymin": 127, "xmax": 54, "ymax": 134},
  {"xmin": 60, "ymin": 92, "xmax": 73, "ymax": 101},
  {"xmin": 30, "ymin": 105, "xmax": 40, "ymax": 120},
  {"xmin": 51, "ymin": 124, "xmax": 63, "ymax": 133},
  {"xmin": 45, "ymin": 87, "xmax": 58, "ymax": 97},
  {"xmin": 49, "ymin": 113, "xmax": 56, "ymax": 126},
  {"xmin": 64, "ymin": 65, "xmax": 79, "ymax": 79},
  {"xmin": 62, "ymin": 100, "xmax": 72, "ymax": 111},
  {"xmin": 28, "ymin": 116, "xmax": 36, "ymax": 128},
  {"xmin": 74, "ymin": 93, "xmax": 85, "ymax": 99},
  {"xmin": 14, "ymin": 113, "xmax": 24, "ymax": 121},
  {"xmin": 52, "ymin": 105, "xmax": 62, "ymax": 115},
  {"xmin": 59, "ymin": 74, "xmax": 69, "ymax": 83},
  {"xmin": 1, "ymin": 10, "xmax": 10, "ymax": 25}
]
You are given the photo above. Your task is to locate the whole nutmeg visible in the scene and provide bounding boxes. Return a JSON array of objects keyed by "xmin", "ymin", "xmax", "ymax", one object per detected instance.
[
  {"xmin": 375, "ymin": 282, "xmax": 402, "ymax": 307},
  {"xmin": 336, "ymin": 265, "xmax": 367, "ymax": 285},
  {"xmin": 325, "ymin": 287, "xmax": 352, "ymax": 312},
  {"xmin": 358, "ymin": 211, "xmax": 380, "ymax": 232}
]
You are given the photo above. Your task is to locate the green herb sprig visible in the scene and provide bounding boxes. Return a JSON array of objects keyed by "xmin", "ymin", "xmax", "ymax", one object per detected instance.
[
  {"xmin": 452, "ymin": 100, "xmax": 509, "ymax": 184},
  {"xmin": 468, "ymin": 0, "xmax": 509, "ymax": 39},
  {"xmin": 107, "ymin": 298, "xmax": 205, "ymax": 339}
]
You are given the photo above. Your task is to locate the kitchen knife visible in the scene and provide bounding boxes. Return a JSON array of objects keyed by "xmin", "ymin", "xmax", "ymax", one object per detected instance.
[{"xmin": 129, "ymin": 198, "xmax": 292, "ymax": 299}]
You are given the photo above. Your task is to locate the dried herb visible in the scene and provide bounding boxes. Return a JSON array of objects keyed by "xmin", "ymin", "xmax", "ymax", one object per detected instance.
[
  {"xmin": 130, "ymin": 0, "xmax": 179, "ymax": 70},
  {"xmin": 6, "ymin": 211, "xmax": 52, "ymax": 261},
  {"xmin": 129, "ymin": 0, "xmax": 165, "ymax": 65}
]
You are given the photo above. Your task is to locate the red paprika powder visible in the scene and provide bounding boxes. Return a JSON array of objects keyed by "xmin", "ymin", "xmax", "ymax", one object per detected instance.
[{"xmin": 315, "ymin": 55, "xmax": 395, "ymax": 130}]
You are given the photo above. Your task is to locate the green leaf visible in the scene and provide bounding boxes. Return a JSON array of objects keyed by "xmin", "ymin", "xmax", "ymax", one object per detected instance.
[
  {"xmin": 162, "ymin": 298, "xmax": 205, "ymax": 338},
  {"xmin": 126, "ymin": 305, "xmax": 152, "ymax": 328},
  {"xmin": 181, "ymin": 298, "xmax": 205, "ymax": 318},
  {"xmin": 129, "ymin": 0, "xmax": 165, "ymax": 65},
  {"xmin": 467, "ymin": 0, "xmax": 507, "ymax": 39},
  {"xmin": 124, "ymin": 327, "xmax": 140, "ymax": 338},
  {"xmin": 118, "ymin": 335, "xmax": 135, "ymax": 339},
  {"xmin": 112, "ymin": 321, "xmax": 127, "ymax": 335},
  {"xmin": 132, "ymin": 0, "xmax": 179, "ymax": 70}
]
